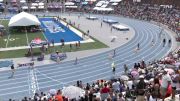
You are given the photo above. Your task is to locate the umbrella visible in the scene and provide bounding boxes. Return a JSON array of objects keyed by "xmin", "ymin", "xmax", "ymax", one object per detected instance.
[
  {"xmin": 174, "ymin": 62, "xmax": 180, "ymax": 67},
  {"xmin": 62, "ymin": 86, "xmax": 85, "ymax": 99},
  {"xmin": 131, "ymin": 70, "xmax": 139, "ymax": 76},
  {"xmin": 165, "ymin": 68, "xmax": 175, "ymax": 74},
  {"xmin": 120, "ymin": 75, "xmax": 129, "ymax": 81},
  {"xmin": 0, "ymin": 24, "xmax": 4, "ymax": 28},
  {"xmin": 49, "ymin": 89, "xmax": 56, "ymax": 95}
]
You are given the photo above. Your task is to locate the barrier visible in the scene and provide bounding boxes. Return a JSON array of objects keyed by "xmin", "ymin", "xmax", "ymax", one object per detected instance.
[
  {"xmin": 50, "ymin": 53, "xmax": 67, "ymax": 61},
  {"xmin": 18, "ymin": 62, "xmax": 34, "ymax": 68}
]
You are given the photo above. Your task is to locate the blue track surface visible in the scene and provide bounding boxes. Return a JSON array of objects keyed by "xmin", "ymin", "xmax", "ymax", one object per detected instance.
[
  {"xmin": 0, "ymin": 15, "xmax": 172, "ymax": 100},
  {"xmin": 39, "ymin": 18, "xmax": 83, "ymax": 43}
]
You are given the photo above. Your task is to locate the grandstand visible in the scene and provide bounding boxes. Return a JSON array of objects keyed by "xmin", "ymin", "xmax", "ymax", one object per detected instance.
[{"xmin": 0, "ymin": 0, "xmax": 179, "ymax": 101}]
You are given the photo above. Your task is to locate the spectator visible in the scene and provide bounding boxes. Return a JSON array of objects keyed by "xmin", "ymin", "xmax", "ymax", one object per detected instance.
[
  {"xmin": 123, "ymin": 64, "xmax": 128, "ymax": 74},
  {"xmin": 112, "ymin": 79, "xmax": 120, "ymax": 92},
  {"xmin": 117, "ymin": 93, "xmax": 125, "ymax": 101},
  {"xmin": 55, "ymin": 90, "xmax": 63, "ymax": 101},
  {"xmin": 100, "ymin": 83, "xmax": 110, "ymax": 101},
  {"xmin": 151, "ymin": 77, "xmax": 161, "ymax": 100},
  {"xmin": 10, "ymin": 64, "xmax": 15, "ymax": 78},
  {"xmin": 136, "ymin": 75, "xmax": 146, "ymax": 101},
  {"xmin": 160, "ymin": 70, "xmax": 172, "ymax": 101},
  {"xmin": 171, "ymin": 69, "xmax": 179, "ymax": 100}
]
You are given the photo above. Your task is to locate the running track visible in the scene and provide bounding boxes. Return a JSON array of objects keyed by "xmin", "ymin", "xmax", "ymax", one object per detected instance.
[{"xmin": 0, "ymin": 15, "xmax": 173, "ymax": 100}]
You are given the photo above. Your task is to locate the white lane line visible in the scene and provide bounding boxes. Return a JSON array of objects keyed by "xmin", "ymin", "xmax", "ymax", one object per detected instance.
[
  {"xmin": 34, "ymin": 69, "xmax": 39, "ymax": 91},
  {"xmin": 0, "ymin": 22, "xmax": 170, "ymax": 98},
  {"xmin": 28, "ymin": 69, "xmax": 30, "ymax": 98},
  {"xmin": 0, "ymin": 23, "xmax": 148, "ymax": 83},
  {"xmin": 0, "ymin": 41, "xmax": 167, "ymax": 94},
  {"xmin": 0, "ymin": 21, "xmax": 146, "ymax": 90},
  {"xmin": 36, "ymin": 69, "xmax": 66, "ymax": 86},
  {"xmin": 0, "ymin": 25, "xmax": 141, "ymax": 78},
  {"xmin": 0, "ymin": 22, "xmax": 140, "ymax": 77},
  {"xmin": 0, "ymin": 89, "xmax": 28, "ymax": 96},
  {"xmin": 26, "ymin": 26, "xmax": 153, "ymax": 84},
  {"xmin": 0, "ymin": 23, "xmax": 160, "ymax": 87},
  {"xmin": 63, "ymin": 39, "xmax": 167, "ymax": 84},
  {"xmin": 0, "ymin": 19, "xmax": 170, "ymax": 95},
  {"xmin": 5, "ymin": 34, "xmax": 10, "ymax": 48}
]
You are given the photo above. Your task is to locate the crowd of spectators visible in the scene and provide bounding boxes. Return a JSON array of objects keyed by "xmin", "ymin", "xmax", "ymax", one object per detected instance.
[
  {"xmin": 9, "ymin": 48, "xmax": 180, "ymax": 101},
  {"xmin": 6, "ymin": 1, "xmax": 180, "ymax": 101},
  {"xmin": 113, "ymin": 2, "xmax": 180, "ymax": 40}
]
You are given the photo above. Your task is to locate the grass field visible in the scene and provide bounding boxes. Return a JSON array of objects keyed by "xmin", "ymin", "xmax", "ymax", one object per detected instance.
[
  {"xmin": 0, "ymin": 20, "xmax": 45, "ymax": 48},
  {"xmin": 0, "ymin": 19, "xmax": 108, "ymax": 59},
  {"xmin": 0, "ymin": 38, "xmax": 108, "ymax": 59}
]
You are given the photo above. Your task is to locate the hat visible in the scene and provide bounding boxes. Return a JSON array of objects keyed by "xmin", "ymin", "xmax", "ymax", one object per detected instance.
[{"xmin": 139, "ymin": 75, "xmax": 144, "ymax": 79}]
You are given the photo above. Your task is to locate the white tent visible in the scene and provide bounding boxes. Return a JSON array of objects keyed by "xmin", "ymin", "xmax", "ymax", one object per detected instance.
[
  {"xmin": 22, "ymin": 6, "xmax": 28, "ymax": 9},
  {"xmin": 32, "ymin": 3, "xmax": 38, "ymax": 6},
  {"xmin": 20, "ymin": 0, "xmax": 26, "ymax": 3},
  {"xmin": 64, "ymin": 2, "xmax": 75, "ymax": 6},
  {"xmin": 93, "ymin": 7, "xmax": 113, "ymax": 11},
  {"xmin": 111, "ymin": 3, "xmax": 118, "ymax": 5},
  {"xmin": 38, "ymin": 6, "xmax": 44, "ymax": 9},
  {"xmin": 38, "ymin": 2, "xmax": 44, "ymax": 6},
  {"xmin": 66, "ymin": 6, "xmax": 78, "ymax": 8},
  {"xmin": 8, "ymin": 12, "xmax": 40, "ymax": 27},
  {"xmin": 110, "ymin": 0, "xmax": 122, "ymax": 2},
  {"xmin": 30, "ymin": 6, "xmax": 36, "ymax": 9}
]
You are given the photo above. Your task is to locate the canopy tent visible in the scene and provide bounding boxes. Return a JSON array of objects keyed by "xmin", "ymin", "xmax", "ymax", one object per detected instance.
[
  {"xmin": 38, "ymin": 6, "xmax": 45, "ymax": 9},
  {"xmin": 22, "ymin": 6, "xmax": 28, "ymax": 10},
  {"xmin": 20, "ymin": 0, "xmax": 26, "ymax": 3},
  {"xmin": 85, "ymin": 0, "xmax": 96, "ymax": 2},
  {"xmin": 66, "ymin": 6, "xmax": 78, "ymax": 8},
  {"xmin": 30, "ymin": 6, "xmax": 36, "ymax": 9},
  {"xmin": 110, "ymin": 0, "xmax": 122, "ymax": 2},
  {"xmin": 8, "ymin": 12, "xmax": 40, "ymax": 27},
  {"xmin": 96, "ymin": 1, "xmax": 109, "ymax": 7},
  {"xmin": 38, "ymin": 2, "xmax": 44, "ymax": 6},
  {"xmin": 64, "ymin": 2, "xmax": 75, "ymax": 6},
  {"xmin": 32, "ymin": 3, "xmax": 38, "ymax": 6},
  {"xmin": 111, "ymin": 3, "xmax": 118, "ymax": 5},
  {"xmin": 93, "ymin": 7, "xmax": 114, "ymax": 11},
  {"xmin": 101, "ymin": 4, "xmax": 108, "ymax": 8},
  {"xmin": 30, "ymin": 37, "xmax": 47, "ymax": 46}
]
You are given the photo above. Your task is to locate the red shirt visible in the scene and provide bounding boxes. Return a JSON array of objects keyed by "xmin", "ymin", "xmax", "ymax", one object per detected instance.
[
  {"xmin": 55, "ymin": 95, "xmax": 63, "ymax": 101},
  {"xmin": 101, "ymin": 87, "xmax": 110, "ymax": 93}
]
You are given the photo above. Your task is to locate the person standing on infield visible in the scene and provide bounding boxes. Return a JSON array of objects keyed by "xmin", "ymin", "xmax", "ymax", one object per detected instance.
[
  {"xmin": 74, "ymin": 57, "xmax": 78, "ymax": 65},
  {"xmin": 10, "ymin": 64, "xmax": 15, "ymax": 78},
  {"xmin": 111, "ymin": 61, "xmax": 116, "ymax": 74}
]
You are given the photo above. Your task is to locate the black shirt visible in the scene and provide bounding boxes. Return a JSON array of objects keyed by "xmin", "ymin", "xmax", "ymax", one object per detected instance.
[{"xmin": 11, "ymin": 65, "xmax": 14, "ymax": 70}]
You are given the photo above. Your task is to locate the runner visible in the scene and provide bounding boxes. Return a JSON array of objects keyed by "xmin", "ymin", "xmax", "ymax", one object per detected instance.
[
  {"xmin": 137, "ymin": 43, "xmax": 140, "ymax": 50},
  {"xmin": 151, "ymin": 39, "xmax": 155, "ymax": 46},
  {"xmin": 111, "ymin": 61, "xmax": 116, "ymax": 74},
  {"xmin": 168, "ymin": 39, "xmax": 171, "ymax": 47},
  {"xmin": 124, "ymin": 64, "xmax": 128, "ymax": 74},
  {"xmin": 10, "ymin": 64, "xmax": 15, "ymax": 78},
  {"xmin": 113, "ymin": 49, "xmax": 116, "ymax": 57},
  {"xmin": 159, "ymin": 28, "xmax": 163, "ymax": 38},
  {"xmin": 87, "ymin": 30, "xmax": 89, "ymax": 36},
  {"xmin": 74, "ymin": 57, "xmax": 78, "ymax": 65},
  {"xmin": 163, "ymin": 38, "xmax": 166, "ymax": 47}
]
